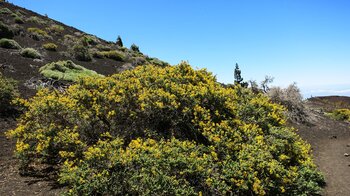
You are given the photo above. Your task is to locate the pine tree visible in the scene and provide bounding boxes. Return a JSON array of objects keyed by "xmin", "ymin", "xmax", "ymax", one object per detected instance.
[
  {"xmin": 116, "ymin": 35, "xmax": 123, "ymax": 47},
  {"xmin": 130, "ymin": 43, "xmax": 140, "ymax": 53},
  {"xmin": 234, "ymin": 63, "xmax": 243, "ymax": 85}
]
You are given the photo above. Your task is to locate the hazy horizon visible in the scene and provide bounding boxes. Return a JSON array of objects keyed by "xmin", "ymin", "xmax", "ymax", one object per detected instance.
[{"xmin": 8, "ymin": 0, "xmax": 350, "ymax": 97}]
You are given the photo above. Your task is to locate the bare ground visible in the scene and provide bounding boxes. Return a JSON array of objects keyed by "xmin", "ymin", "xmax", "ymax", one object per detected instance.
[
  {"xmin": 294, "ymin": 99, "xmax": 350, "ymax": 195},
  {"xmin": 0, "ymin": 117, "xmax": 62, "ymax": 196}
]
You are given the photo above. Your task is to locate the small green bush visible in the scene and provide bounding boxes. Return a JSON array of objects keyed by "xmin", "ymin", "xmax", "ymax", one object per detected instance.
[
  {"xmin": 0, "ymin": 21, "xmax": 14, "ymax": 38},
  {"xmin": 329, "ymin": 109, "xmax": 350, "ymax": 122},
  {"xmin": 0, "ymin": 38, "xmax": 21, "ymax": 49},
  {"xmin": 147, "ymin": 57, "xmax": 169, "ymax": 67},
  {"xmin": 27, "ymin": 16, "xmax": 47, "ymax": 25},
  {"xmin": 0, "ymin": 8, "xmax": 13, "ymax": 15},
  {"xmin": 47, "ymin": 24, "xmax": 64, "ymax": 35},
  {"xmin": 97, "ymin": 50, "xmax": 126, "ymax": 61},
  {"xmin": 42, "ymin": 43, "xmax": 58, "ymax": 51},
  {"xmin": 72, "ymin": 44, "xmax": 92, "ymax": 61},
  {"xmin": 63, "ymin": 34, "xmax": 77, "ymax": 46},
  {"xmin": 27, "ymin": 27, "xmax": 50, "ymax": 40},
  {"xmin": 96, "ymin": 44, "xmax": 112, "ymax": 51},
  {"xmin": 14, "ymin": 16, "xmax": 24, "ymax": 24},
  {"xmin": 39, "ymin": 60, "xmax": 103, "ymax": 82},
  {"xmin": 91, "ymin": 49, "xmax": 104, "ymax": 58},
  {"xmin": 20, "ymin": 48, "xmax": 41, "ymax": 59},
  {"xmin": 81, "ymin": 35, "xmax": 99, "ymax": 45},
  {"xmin": 0, "ymin": 73, "xmax": 18, "ymax": 114}
]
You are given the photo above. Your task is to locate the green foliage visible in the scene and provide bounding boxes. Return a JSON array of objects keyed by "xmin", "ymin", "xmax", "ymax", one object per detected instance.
[
  {"xmin": 7, "ymin": 63, "xmax": 324, "ymax": 195},
  {"xmin": 0, "ymin": 73, "xmax": 18, "ymax": 114},
  {"xmin": 0, "ymin": 8, "xmax": 13, "ymax": 15},
  {"xmin": 47, "ymin": 24, "xmax": 64, "ymax": 35},
  {"xmin": 116, "ymin": 35, "xmax": 123, "ymax": 47},
  {"xmin": 39, "ymin": 60, "xmax": 103, "ymax": 82},
  {"xmin": 20, "ymin": 48, "xmax": 41, "ymax": 59},
  {"xmin": 328, "ymin": 109, "xmax": 350, "ymax": 122},
  {"xmin": 81, "ymin": 35, "xmax": 99, "ymax": 46},
  {"xmin": 72, "ymin": 43, "xmax": 92, "ymax": 61},
  {"xmin": 0, "ymin": 38, "xmax": 21, "ymax": 49},
  {"xmin": 0, "ymin": 21, "xmax": 14, "ymax": 38},
  {"xmin": 130, "ymin": 43, "xmax": 140, "ymax": 53},
  {"xmin": 64, "ymin": 34, "xmax": 78, "ymax": 46},
  {"xmin": 14, "ymin": 16, "xmax": 24, "ymax": 24},
  {"xmin": 234, "ymin": 63, "xmax": 243, "ymax": 84},
  {"xmin": 27, "ymin": 27, "xmax": 50, "ymax": 40},
  {"xmin": 147, "ymin": 57, "xmax": 169, "ymax": 67},
  {"xmin": 27, "ymin": 16, "xmax": 47, "ymax": 25},
  {"xmin": 95, "ymin": 50, "xmax": 126, "ymax": 61},
  {"xmin": 60, "ymin": 138, "xmax": 214, "ymax": 195},
  {"xmin": 42, "ymin": 42, "xmax": 58, "ymax": 51},
  {"xmin": 96, "ymin": 44, "xmax": 112, "ymax": 51}
]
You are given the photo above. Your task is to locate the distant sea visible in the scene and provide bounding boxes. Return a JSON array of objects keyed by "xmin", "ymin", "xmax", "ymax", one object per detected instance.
[{"xmin": 300, "ymin": 84, "xmax": 350, "ymax": 99}]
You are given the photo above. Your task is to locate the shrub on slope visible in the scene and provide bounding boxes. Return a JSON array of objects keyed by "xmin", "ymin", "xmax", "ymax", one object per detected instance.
[
  {"xmin": 0, "ymin": 73, "xmax": 18, "ymax": 114},
  {"xmin": 20, "ymin": 48, "xmax": 41, "ymax": 59},
  {"xmin": 39, "ymin": 60, "xmax": 103, "ymax": 82},
  {"xmin": 0, "ymin": 38, "xmax": 21, "ymax": 49},
  {"xmin": 7, "ymin": 63, "xmax": 324, "ymax": 195},
  {"xmin": 0, "ymin": 21, "xmax": 14, "ymax": 38},
  {"xmin": 329, "ymin": 108, "xmax": 350, "ymax": 122}
]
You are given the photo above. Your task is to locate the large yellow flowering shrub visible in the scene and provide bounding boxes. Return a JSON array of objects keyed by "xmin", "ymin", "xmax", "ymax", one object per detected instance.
[{"xmin": 7, "ymin": 62, "xmax": 324, "ymax": 195}]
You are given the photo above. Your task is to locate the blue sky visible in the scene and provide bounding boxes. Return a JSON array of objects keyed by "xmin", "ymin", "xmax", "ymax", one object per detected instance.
[{"xmin": 8, "ymin": 0, "xmax": 350, "ymax": 97}]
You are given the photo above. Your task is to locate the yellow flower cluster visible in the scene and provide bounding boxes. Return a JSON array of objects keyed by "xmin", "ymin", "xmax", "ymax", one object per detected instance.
[{"xmin": 7, "ymin": 62, "xmax": 324, "ymax": 195}]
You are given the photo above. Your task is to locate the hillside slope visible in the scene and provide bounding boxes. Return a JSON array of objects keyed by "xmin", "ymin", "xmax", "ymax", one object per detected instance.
[
  {"xmin": 1, "ymin": 1, "xmax": 349, "ymax": 195},
  {"xmin": 0, "ymin": 1, "xmax": 167, "ymax": 97}
]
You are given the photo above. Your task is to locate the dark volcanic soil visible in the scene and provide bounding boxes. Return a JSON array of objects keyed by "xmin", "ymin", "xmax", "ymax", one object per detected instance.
[
  {"xmin": 0, "ymin": 117, "xmax": 62, "ymax": 196},
  {"xmin": 295, "ymin": 97, "xmax": 350, "ymax": 195}
]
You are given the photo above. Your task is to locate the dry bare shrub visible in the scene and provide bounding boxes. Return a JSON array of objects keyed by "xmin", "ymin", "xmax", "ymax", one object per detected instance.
[{"xmin": 268, "ymin": 83, "xmax": 306, "ymax": 122}]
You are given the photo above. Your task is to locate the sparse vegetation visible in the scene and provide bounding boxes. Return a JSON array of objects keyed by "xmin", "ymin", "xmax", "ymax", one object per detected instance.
[
  {"xmin": 0, "ymin": 21, "xmax": 14, "ymax": 38},
  {"xmin": 72, "ymin": 43, "xmax": 92, "ymax": 61},
  {"xmin": 147, "ymin": 57, "xmax": 169, "ymax": 67},
  {"xmin": 0, "ymin": 73, "xmax": 18, "ymax": 114},
  {"xmin": 20, "ymin": 48, "xmax": 41, "ymax": 59},
  {"xmin": 42, "ymin": 42, "xmax": 58, "ymax": 51},
  {"xmin": 81, "ymin": 35, "xmax": 99, "ymax": 46},
  {"xmin": 96, "ymin": 50, "xmax": 126, "ymax": 61},
  {"xmin": 328, "ymin": 109, "xmax": 350, "ymax": 122},
  {"xmin": 96, "ymin": 44, "xmax": 112, "ymax": 51},
  {"xmin": 47, "ymin": 24, "xmax": 64, "ymax": 35},
  {"xmin": 27, "ymin": 27, "xmax": 50, "ymax": 40},
  {"xmin": 0, "ymin": 8, "xmax": 13, "ymax": 15},
  {"xmin": 27, "ymin": 16, "xmax": 47, "ymax": 25},
  {"xmin": 63, "ymin": 34, "xmax": 77, "ymax": 46},
  {"xmin": 39, "ymin": 60, "xmax": 103, "ymax": 82},
  {"xmin": 0, "ymin": 38, "xmax": 21, "ymax": 49},
  {"xmin": 14, "ymin": 16, "xmax": 24, "ymax": 24},
  {"xmin": 7, "ymin": 63, "xmax": 324, "ymax": 195}
]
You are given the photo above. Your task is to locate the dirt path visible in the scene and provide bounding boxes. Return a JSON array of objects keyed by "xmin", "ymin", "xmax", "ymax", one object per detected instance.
[{"xmin": 296, "ymin": 104, "xmax": 350, "ymax": 196}]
